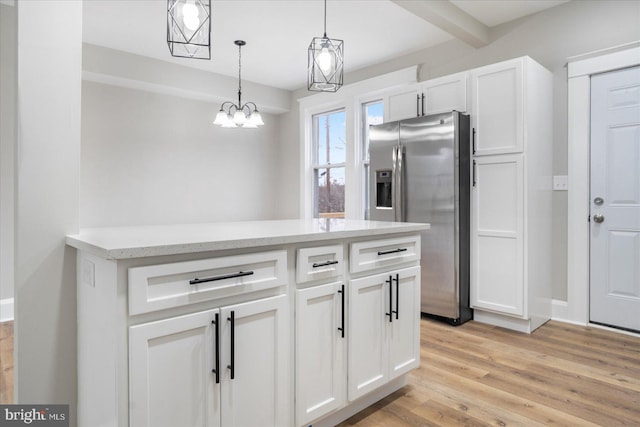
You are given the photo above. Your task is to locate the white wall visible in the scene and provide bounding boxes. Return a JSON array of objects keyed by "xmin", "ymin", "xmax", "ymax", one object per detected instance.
[
  {"xmin": 14, "ymin": 0, "xmax": 81, "ymax": 422},
  {"xmin": 0, "ymin": 3, "xmax": 16, "ymax": 309},
  {"xmin": 280, "ymin": 0, "xmax": 640, "ymax": 302},
  {"xmin": 81, "ymin": 81, "xmax": 281, "ymax": 227}
]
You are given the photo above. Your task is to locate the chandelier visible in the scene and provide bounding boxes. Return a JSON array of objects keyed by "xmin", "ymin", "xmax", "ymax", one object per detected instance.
[
  {"xmin": 167, "ymin": 0, "xmax": 211, "ymax": 60},
  {"xmin": 308, "ymin": 0, "xmax": 344, "ymax": 92},
  {"xmin": 214, "ymin": 40, "xmax": 264, "ymax": 128}
]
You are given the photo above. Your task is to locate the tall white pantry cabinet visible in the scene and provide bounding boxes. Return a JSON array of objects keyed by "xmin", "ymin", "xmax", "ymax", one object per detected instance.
[{"xmin": 469, "ymin": 57, "xmax": 553, "ymax": 333}]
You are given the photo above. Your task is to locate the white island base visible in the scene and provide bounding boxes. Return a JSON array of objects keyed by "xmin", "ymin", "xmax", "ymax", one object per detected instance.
[{"xmin": 67, "ymin": 219, "xmax": 428, "ymax": 427}]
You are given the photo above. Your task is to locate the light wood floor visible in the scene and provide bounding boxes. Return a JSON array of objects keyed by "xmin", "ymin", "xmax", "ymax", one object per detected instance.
[
  {"xmin": 1, "ymin": 318, "xmax": 639, "ymax": 425},
  {"xmin": 0, "ymin": 321, "xmax": 13, "ymax": 404},
  {"xmin": 340, "ymin": 317, "xmax": 640, "ymax": 426}
]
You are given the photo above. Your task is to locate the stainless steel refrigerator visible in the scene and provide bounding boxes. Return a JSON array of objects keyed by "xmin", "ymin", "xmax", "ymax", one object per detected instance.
[{"xmin": 369, "ymin": 111, "xmax": 472, "ymax": 325}]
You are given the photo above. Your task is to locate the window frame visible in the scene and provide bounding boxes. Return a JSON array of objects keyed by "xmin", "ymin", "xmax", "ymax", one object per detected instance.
[
  {"xmin": 311, "ymin": 108, "xmax": 347, "ymax": 218},
  {"xmin": 298, "ymin": 66, "xmax": 418, "ymax": 220}
]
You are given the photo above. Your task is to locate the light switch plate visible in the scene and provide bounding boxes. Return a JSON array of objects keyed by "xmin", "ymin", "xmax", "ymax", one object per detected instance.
[{"xmin": 553, "ymin": 175, "xmax": 568, "ymax": 191}]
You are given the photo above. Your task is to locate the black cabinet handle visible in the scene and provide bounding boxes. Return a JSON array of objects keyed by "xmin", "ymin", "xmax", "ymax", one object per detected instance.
[
  {"xmin": 385, "ymin": 276, "xmax": 393, "ymax": 323},
  {"xmin": 393, "ymin": 274, "xmax": 400, "ymax": 320},
  {"xmin": 337, "ymin": 284, "xmax": 345, "ymax": 338},
  {"xmin": 190, "ymin": 271, "xmax": 254, "ymax": 285},
  {"xmin": 377, "ymin": 248, "xmax": 407, "ymax": 256},
  {"xmin": 421, "ymin": 93, "xmax": 425, "ymax": 117},
  {"xmin": 227, "ymin": 311, "xmax": 235, "ymax": 380},
  {"xmin": 472, "ymin": 128, "xmax": 476, "ymax": 155},
  {"xmin": 312, "ymin": 260, "xmax": 339, "ymax": 268},
  {"xmin": 473, "ymin": 160, "xmax": 477, "ymax": 187},
  {"xmin": 416, "ymin": 94, "xmax": 420, "ymax": 117},
  {"xmin": 211, "ymin": 313, "xmax": 220, "ymax": 384}
]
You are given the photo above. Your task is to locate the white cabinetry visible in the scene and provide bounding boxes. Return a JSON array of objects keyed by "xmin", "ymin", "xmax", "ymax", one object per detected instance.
[
  {"xmin": 347, "ymin": 236, "xmax": 420, "ymax": 401},
  {"xmin": 469, "ymin": 57, "xmax": 552, "ymax": 333},
  {"xmin": 295, "ymin": 244, "xmax": 346, "ymax": 427},
  {"xmin": 129, "ymin": 295, "xmax": 288, "ymax": 427},
  {"xmin": 71, "ymin": 221, "xmax": 426, "ymax": 427},
  {"xmin": 384, "ymin": 72, "xmax": 468, "ymax": 121},
  {"xmin": 296, "ymin": 282, "xmax": 346, "ymax": 426},
  {"xmin": 348, "ymin": 267, "xmax": 420, "ymax": 400}
]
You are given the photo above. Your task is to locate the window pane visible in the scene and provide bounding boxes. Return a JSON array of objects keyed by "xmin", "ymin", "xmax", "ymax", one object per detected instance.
[
  {"xmin": 362, "ymin": 101, "xmax": 384, "ymax": 162},
  {"xmin": 315, "ymin": 110, "xmax": 346, "ymax": 165},
  {"xmin": 314, "ymin": 167, "xmax": 345, "ymax": 218},
  {"xmin": 362, "ymin": 100, "xmax": 383, "ymax": 220}
]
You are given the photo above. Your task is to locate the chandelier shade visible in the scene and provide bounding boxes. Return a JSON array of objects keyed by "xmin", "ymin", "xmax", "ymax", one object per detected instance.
[
  {"xmin": 308, "ymin": 0, "xmax": 343, "ymax": 92},
  {"xmin": 167, "ymin": 0, "xmax": 211, "ymax": 60},
  {"xmin": 213, "ymin": 40, "xmax": 264, "ymax": 129}
]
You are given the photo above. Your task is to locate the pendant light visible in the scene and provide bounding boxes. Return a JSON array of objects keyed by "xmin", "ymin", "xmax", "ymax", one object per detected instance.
[
  {"xmin": 214, "ymin": 40, "xmax": 264, "ymax": 128},
  {"xmin": 308, "ymin": 0, "xmax": 344, "ymax": 92},
  {"xmin": 167, "ymin": 0, "xmax": 211, "ymax": 60}
]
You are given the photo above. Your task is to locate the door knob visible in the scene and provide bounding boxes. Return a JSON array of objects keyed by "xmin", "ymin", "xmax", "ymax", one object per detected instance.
[
  {"xmin": 593, "ymin": 214, "xmax": 605, "ymax": 224},
  {"xmin": 594, "ymin": 197, "xmax": 604, "ymax": 206}
]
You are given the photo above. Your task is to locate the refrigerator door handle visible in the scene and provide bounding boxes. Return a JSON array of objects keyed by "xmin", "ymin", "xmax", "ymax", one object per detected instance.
[{"xmin": 394, "ymin": 145, "xmax": 404, "ymax": 222}]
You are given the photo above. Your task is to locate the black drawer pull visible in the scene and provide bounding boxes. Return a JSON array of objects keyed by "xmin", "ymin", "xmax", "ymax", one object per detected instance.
[
  {"xmin": 377, "ymin": 248, "xmax": 408, "ymax": 256},
  {"xmin": 312, "ymin": 260, "xmax": 339, "ymax": 268},
  {"xmin": 189, "ymin": 270, "xmax": 254, "ymax": 285}
]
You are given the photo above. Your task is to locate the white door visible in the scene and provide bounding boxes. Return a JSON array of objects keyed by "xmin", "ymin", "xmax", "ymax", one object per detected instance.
[
  {"xmin": 220, "ymin": 294, "xmax": 290, "ymax": 427},
  {"xmin": 295, "ymin": 282, "xmax": 345, "ymax": 426},
  {"xmin": 590, "ymin": 66, "xmax": 640, "ymax": 332},
  {"xmin": 384, "ymin": 84, "xmax": 420, "ymax": 121},
  {"xmin": 470, "ymin": 59, "xmax": 523, "ymax": 156},
  {"xmin": 388, "ymin": 267, "xmax": 420, "ymax": 379},
  {"xmin": 470, "ymin": 155, "xmax": 524, "ymax": 316},
  {"xmin": 348, "ymin": 273, "xmax": 389, "ymax": 400},
  {"xmin": 421, "ymin": 72, "xmax": 468, "ymax": 115},
  {"xmin": 129, "ymin": 310, "xmax": 219, "ymax": 427}
]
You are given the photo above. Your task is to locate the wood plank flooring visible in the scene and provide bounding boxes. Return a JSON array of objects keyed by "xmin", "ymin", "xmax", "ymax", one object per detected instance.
[
  {"xmin": 0, "ymin": 321, "xmax": 13, "ymax": 404},
  {"xmin": 340, "ymin": 318, "xmax": 640, "ymax": 426},
  {"xmin": 1, "ymin": 317, "xmax": 638, "ymax": 426}
]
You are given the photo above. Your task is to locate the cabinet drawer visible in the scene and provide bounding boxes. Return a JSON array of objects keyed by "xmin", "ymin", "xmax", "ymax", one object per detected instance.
[
  {"xmin": 128, "ymin": 250, "xmax": 287, "ymax": 315},
  {"xmin": 349, "ymin": 235, "xmax": 420, "ymax": 274},
  {"xmin": 296, "ymin": 244, "xmax": 344, "ymax": 283}
]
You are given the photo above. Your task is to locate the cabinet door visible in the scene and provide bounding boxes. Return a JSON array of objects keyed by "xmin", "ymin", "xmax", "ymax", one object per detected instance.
[
  {"xmin": 422, "ymin": 72, "xmax": 468, "ymax": 115},
  {"xmin": 295, "ymin": 283, "xmax": 346, "ymax": 426},
  {"xmin": 471, "ymin": 155, "xmax": 524, "ymax": 316},
  {"xmin": 470, "ymin": 59, "xmax": 523, "ymax": 155},
  {"xmin": 388, "ymin": 266, "xmax": 421, "ymax": 379},
  {"xmin": 348, "ymin": 273, "xmax": 389, "ymax": 400},
  {"xmin": 220, "ymin": 295, "xmax": 290, "ymax": 427},
  {"xmin": 129, "ymin": 310, "xmax": 219, "ymax": 427},
  {"xmin": 384, "ymin": 85, "xmax": 420, "ymax": 122}
]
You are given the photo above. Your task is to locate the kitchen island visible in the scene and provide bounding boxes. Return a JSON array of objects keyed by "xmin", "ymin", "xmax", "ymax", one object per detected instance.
[{"xmin": 67, "ymin": 219, "xmax": 429, "ymax": 427}]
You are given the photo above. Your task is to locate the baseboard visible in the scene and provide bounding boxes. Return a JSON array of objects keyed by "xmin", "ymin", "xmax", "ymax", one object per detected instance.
[
  {"xmin": 550, "ymin": 299, "xmax": 570, "ymax": 323},
  {"xmin": 0, "ymin": 298, "xmax": 14, "ymax": 322}
]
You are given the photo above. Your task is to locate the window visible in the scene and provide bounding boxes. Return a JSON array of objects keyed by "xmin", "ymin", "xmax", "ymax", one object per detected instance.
[
  {"xmin": 312, "ymin": 109, "xmax": 346, "ymax": 218},
  {"xmin": 361, "ymin": 100, "xmax": 384, "ymax": 219}
]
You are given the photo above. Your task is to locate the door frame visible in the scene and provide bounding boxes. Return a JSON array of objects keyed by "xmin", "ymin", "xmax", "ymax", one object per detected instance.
[{"xmin": 566, "ymin": 41, "xmax": 640, "ymax": 325}]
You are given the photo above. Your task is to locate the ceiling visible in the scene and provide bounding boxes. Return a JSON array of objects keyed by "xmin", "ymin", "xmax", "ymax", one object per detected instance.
[{"xmin": 82, "ymin": 0, "xmax": 569, "ymax": 91}]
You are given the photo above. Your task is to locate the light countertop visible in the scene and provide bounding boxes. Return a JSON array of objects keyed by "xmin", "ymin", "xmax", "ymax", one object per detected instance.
[{"xmin": 66, "ymin": 219, "xmax": 430, "ymax": 260}]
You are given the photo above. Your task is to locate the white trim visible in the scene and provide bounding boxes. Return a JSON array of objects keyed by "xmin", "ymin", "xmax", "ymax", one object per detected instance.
[
  {"xmin": 1, "ymin": 297, "xmax": 14, "ymax": 322},
  {"xmin": 550, "ymin": 299, "xmax": 571, "ymax": 323},
  {"xmin": 298, "ymin": 67, "xmax": 418, "ymax": 219},
  {"xmin": 566, "ymin": 42, "xmax": 640, "ymax": 325}
]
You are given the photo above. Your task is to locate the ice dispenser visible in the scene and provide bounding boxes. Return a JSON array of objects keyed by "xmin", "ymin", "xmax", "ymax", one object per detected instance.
[{"xmin": 375, "ymin": 170, "xmax": 393, "ymax": 208}]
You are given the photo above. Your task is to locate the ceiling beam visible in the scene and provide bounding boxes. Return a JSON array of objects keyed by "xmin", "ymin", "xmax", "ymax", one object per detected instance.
[{"xmin": 391, "ymin": 0, "xmax": 489, "ymax": 48}]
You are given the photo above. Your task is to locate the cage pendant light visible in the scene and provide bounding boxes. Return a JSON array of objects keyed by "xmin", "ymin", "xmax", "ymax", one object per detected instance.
[
  {"xmin": 308, "ymin": 0, "xmax": 343, "ymax": 92},
  {"xmin": 213, "ymin": 40, "xmax": 264, "ymax": 128},
  {"xmin": 167, "ymin": 0, "xmax": 211, "ymax": 60}
]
